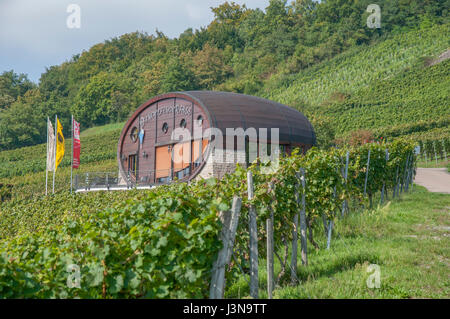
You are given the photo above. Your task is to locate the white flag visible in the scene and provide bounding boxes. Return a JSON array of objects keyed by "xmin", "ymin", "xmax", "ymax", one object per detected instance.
[{"xmin": 47, "ymin": 120, "xmax": 55, "ymax": 172}]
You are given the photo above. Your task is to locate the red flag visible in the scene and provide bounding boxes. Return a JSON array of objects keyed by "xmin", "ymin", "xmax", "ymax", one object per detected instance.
[{"xmin": 73, "ymin": 119, "xmax": 81, "ymax": 169}]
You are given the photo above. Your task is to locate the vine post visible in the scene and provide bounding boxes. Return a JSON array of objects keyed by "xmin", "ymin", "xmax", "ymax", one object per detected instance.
[
  {"xmin": 380, "ymin": 148, "xmax": 389, "ymax": 205},
  {"xmin": 327, "ymin": 220, "xmax": 334, "ymax": 250},
  {"xmin": 409, "ymin": 151, "xmax": 415, "ymax": 191},
  {"xmin": 247, "ymin": 171, "xmax": 259, "ymax": 299},
  {"xmin": 364, "ymin": 149, "xmax": 371, "ymax": 196},
  {"xmin": 291, "ymin": 188, "xmax": 299, "ymax": 284},
  {"xmin": 266, "ymin": 182, "xmax": 275, "ymax": 299},
  {"xmin": 442, "ymin": 139, "xmax": 447, "ymax": 162},
  {"xmin": 406, "ymin": 152, "xmax": 412, "ymax": 192},
  {"xmin": 363, "ymin": 149, "xmax": 371, "ymax": 200},
  {"xmin": 209, "ymin": 196, "xmax": 242, "ymax": 299},
  {"xmin": 433, "ymin": 141, "xmax": 438, "ymax": 165},
  {"xmin": 341, "ymin": 151, "xmax": 349, "ymax": 217},
  {"xmin": 394, "ymin": 165, "xmax": 399, "ymax": 198},
  {"xmin": 266, "ymin": 217, "xmax": 274, "ymax": 298},
  {"xmin": 297, "ymin": 169, "xmax": 308, "ymax": 266},
  {"xmin": 401, "ymin": 154, "xmax": 409, "ymax": 193},
  {"xmin": 327, "ymin": 184, "xmax": 336, "ymax": 250}
]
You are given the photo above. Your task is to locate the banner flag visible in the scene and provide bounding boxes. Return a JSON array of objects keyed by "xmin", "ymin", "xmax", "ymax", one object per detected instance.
[
  {"xmin": 46, "ymin": 120, "xmax": 55, "ymax": 172},
  {"xmin": 73, "ymin": 119, "xmax": 81, "ymax": 169},
  {"xmin": 55, "ymin": 118, "xmax": 65, "ymax": 171}
]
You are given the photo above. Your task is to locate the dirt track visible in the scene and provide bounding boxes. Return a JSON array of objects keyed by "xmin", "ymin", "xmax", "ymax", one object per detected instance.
[{"xmin": 414, "ymin": 168, "xmax": 450, "ymax": 194}]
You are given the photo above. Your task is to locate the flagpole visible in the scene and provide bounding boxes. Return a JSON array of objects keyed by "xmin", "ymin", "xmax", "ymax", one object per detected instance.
[
  {"xmin": 45, "ymin": 117, "xmax": 49, "ymax": 196},
  {"xmin": 52, "ymin": 115, "xmax": 57, "ymax": 194},
  {"xmin": 71, "ymin": 114, "xmax": 73, "ymax": 194}
]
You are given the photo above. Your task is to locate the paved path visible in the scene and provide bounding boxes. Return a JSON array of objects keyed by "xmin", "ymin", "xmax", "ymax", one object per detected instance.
[{"xmin": 414, "ymin": 168, "xmax": 450, "ymax": 194}]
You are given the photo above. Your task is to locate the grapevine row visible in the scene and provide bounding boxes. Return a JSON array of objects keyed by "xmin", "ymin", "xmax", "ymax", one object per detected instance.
[{"xmin": 0, "ymin": 138, "xmax": 417, "ymax": 298}]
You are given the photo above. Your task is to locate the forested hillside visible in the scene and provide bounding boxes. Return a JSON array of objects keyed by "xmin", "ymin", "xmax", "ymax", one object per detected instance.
[{"xmin": 0, "ymin": 0, "xmax": 448, "ymax": 151}]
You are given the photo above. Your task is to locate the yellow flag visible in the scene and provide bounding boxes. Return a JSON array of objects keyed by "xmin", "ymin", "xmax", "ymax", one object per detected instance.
[{"xmin": 55, "ymin": 118, "xmax": 65, "ymax": 171}]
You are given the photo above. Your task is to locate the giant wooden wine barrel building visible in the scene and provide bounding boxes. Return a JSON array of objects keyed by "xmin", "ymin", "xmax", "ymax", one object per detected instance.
[{"xmin": 117, "ymin": 91, "xmax": 316, "ymax": 185}]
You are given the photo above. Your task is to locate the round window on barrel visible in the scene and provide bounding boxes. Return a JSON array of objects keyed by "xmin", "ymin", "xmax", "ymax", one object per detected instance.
[
  {"xmin": 180, "ymin": 119, "xmax": 187, "ymax": 128},
  {"xmin": 130, "ymin": 127, "xmax": 138, "ymax": 143},
  {"xmin": 162, "ymin": 122, "xmax": 169, "ymax": 134},
  {"xmin": 196, "ymin": 115, "xmax": 203, "ymax": 126}
]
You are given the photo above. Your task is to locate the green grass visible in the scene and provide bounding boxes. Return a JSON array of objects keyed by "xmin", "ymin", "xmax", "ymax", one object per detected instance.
[
  {"xmin": 417, "ymin": 159, "xmax": 449, "ymax": 169},
  {"xmin": 226, "ymin": 186, "xmax": 450, "ymax": 299},
  {"xmin": 80, "ymin": 121, "xmax": 125, "ymax": 138}
]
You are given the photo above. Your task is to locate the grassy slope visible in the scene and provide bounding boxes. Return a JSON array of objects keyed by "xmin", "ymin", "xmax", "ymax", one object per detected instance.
[
  {"xmin": 227, "ymin": 186, "xmax": 450, "ymax": 299},
  {"xmin": 80, "ymin": 121, "xmax": 125, "ymax": 138}
]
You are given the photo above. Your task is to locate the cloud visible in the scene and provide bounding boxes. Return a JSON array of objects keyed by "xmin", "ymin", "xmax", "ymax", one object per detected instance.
[{"xmin": 0, "ymin": 0, "xmax": 269, "ymax": 82}]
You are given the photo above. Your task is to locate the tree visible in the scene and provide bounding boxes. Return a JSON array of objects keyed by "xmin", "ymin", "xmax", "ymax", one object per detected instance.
[
  {"xmin": 73, "ymin": 72, "xmax": 133, "ymax": 127},
  {"xmin": 191, "ymin": 44, "xmax": 233, "ymax": 89},
  {"xmin": 160, "ymin": 57, "xmax": 198, "ymax": 93},
  {"xmin": 210, "ymin": 1, "xmax": 248, "ymax": 26},
  {"xmin": 39, "ymin": 64, "xmax": 70, "ymax": 99},
  {"xmin": 292, "ymin": 0, "xmax": 317, "ymax": 21},
  {"xmin": 137, "ymin": 58, "xmax": 166, "ymax": 98},
  {"xmin": 0, "ymin": 89, "xmax": 45, "ymax": 150},
  {"xmin": 0, "ymin": 71, "xmax": 35, "ymax": 109},
  {"xmin": 309, "ymin": 114, "xmax": 336, "ymax": 149},
  {"xmin": 207, "ymin": 2, "xmax": 249, "ymax": 50}
]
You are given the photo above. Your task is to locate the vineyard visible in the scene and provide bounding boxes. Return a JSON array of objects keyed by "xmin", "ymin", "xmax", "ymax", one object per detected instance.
[
  {"xmin": 0, "ymin": 138, "xmax": 417, "ymax": 298},
  {"xmin": 0, "ymin": 124, "xmax": 122, "ymax": 200},
  {"xmin": 263, "ymin": 24, "xmax": 450, "ymax": 146},
  {"xmin": 265, "ymin": 24, "xmax": 449, "ymax": 110},
  {"xmin": 0, "ymin": 127, "xmax": 121, "ymax": 179},
  {"xmin": 322, "ymin": 59, "xmax": 450, "ymax": 138}
]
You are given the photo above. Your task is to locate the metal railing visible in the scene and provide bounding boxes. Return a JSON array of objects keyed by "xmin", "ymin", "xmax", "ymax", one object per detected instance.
[{"xmin": 74, "ymin": 168, "xmax": 196, "ymax": 192}]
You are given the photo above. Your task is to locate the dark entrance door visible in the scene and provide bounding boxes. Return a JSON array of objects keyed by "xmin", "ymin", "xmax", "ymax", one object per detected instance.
[{"xmin": 128, "ymin": 154, "xmax": 137, "ymax": 178}]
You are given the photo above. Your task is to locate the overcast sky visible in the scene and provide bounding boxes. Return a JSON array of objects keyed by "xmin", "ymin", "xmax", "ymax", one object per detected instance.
[{"xmin": 0, "ymin": 0, "xmax": 270, "ymax": 83}]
